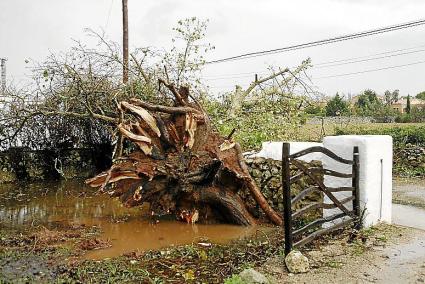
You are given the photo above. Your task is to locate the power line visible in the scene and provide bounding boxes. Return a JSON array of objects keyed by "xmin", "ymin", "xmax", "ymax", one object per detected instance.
[
  {"xmin": 207, "ymin": 59, "xmax": 425, "ymax": 89},
  {"xmin": 315, "ymin": 49, "xmax": 425, "ymax": 69},
  {"xmin": 314, "ymin": 43, "xmax": 425, "ymax": 66},
  {"xmin": 204, "ymin": 44, "xmax": 425, "ymax": 80},
  {"xmin": 206, "ymin": 18, "xmax": 425, "ymax": 64},
  {"xmin": 314, "ymin": 59, "xmax": 425, "ymax": 79},
  {"xmin": 203, "ymin": 44, "xmax": 425, "ymax": 80}
]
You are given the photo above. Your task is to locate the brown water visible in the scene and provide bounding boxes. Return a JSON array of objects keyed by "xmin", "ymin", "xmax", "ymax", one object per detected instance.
[{"xmin": 0, "ymin": 180, "xmax": 264, "ymax": 259}]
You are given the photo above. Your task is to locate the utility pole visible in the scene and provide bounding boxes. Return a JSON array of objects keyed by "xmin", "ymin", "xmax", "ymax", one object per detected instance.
[
  {"xmin": 122, "ymin": 0, "xmax": 129, "ymax": 84},
  {"xmin": 0, "ymin": 58, "xmax": 6, "ymax": 94}
]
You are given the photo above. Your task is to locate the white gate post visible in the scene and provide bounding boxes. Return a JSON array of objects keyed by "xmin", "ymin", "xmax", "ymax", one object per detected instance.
[{"xmin": 323, "ymin": 135, "xmax": 393, "ymax": 228}]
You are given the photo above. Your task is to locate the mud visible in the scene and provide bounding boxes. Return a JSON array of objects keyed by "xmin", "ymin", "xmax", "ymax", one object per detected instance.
[
  {"xmin": 0, "ymin": 180, "xmax": 267, "ymax": 259},
  {"xmin": 0, "ymin": 254, "xmax": 58, "ymax": 282},
  {"xmin": 257, "ymin": 179, "xmax": 425, "ymax": 283},
  {"xmin": 258, "ymin": 225, "xmax": 425, "ymax": 284}
]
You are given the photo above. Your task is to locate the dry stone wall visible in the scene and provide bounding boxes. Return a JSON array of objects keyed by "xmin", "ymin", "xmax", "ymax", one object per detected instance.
[
  {"xmin": 241, "ymin": 157, "xmax": 323, "ymax": 222},
  {"xmin": 395, "ymin": 144, "xmax": 425, "ymax": 176},
  {"xmin": 0, "ymin": 148, "xmax": 110, "ymax": 183}
]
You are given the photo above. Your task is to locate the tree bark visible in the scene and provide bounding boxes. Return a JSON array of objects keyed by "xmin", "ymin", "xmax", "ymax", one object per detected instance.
[{"xmin": 86, "ymin": 81, "xmax": 283, "ymax": 226}]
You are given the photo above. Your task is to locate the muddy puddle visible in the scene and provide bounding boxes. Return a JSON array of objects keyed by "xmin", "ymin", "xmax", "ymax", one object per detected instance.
[{"xmin": 0, "ymin": 180, "xmax": 266, "ymax": 259}]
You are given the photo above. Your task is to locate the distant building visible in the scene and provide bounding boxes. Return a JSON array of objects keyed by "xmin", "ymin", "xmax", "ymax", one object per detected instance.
[{"xmin": 391, "ymin": 97, "xmax": 425, "ymax": 114}]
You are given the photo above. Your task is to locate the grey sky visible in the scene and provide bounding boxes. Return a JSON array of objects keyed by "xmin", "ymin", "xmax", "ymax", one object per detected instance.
[{"xmin": 1, "ymin": 0, "xmax": 425, "ymax": 97}]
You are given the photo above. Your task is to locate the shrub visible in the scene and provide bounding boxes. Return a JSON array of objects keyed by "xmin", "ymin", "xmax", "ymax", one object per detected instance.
[
  {"xmin": 335, "ymin": 125, "xmax": 425, "ymax": 146},
  {"xmin": 325, "ymin": 93, "xmax": 349, "ymax": 116},
  {"xmin": 335, "ymin": 125, "xmax": 425, "ymax": 177}
]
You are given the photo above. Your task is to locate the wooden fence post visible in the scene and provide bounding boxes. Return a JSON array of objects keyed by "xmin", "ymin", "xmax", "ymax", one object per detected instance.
[
  {"xmin": 352, "ymin": 146, "xmax": 361, "ymax": 228},
  {"xmin": 282, "ymin": 142, "xmax": 293, "ymax": 255}
]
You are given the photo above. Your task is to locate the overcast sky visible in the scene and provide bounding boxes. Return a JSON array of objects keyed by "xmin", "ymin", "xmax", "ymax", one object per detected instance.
[{"xmin": 1, "ymin": 0, "xmax": 425, "ymax": 97}]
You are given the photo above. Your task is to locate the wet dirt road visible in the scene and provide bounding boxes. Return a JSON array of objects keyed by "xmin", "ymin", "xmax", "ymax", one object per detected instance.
[
  {"xmin": 381, "ymin": 180, "xmax": 425, "ymax": 284},
  {"xmin": 281, "ymin": 179, "xmax": 425, "ymax": 284}
]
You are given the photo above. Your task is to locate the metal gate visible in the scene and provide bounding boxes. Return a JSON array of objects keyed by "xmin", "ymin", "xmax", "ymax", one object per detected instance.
[{"xmin": 281, "ymin": 142, "xmax": 361, "ymax": 255}]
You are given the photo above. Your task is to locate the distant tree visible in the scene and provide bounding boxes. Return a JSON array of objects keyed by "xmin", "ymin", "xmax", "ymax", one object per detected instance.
[
  {"xmin": 325, "ymin": 93, "xmax": 349, "ymax": 116},
  {"xmin": 416, "ymin": 91, "xmax": 425, "ymax": 100},
  {"xmin": 384, "ymin": 89, "xmax": 399, "ymax": 105},
  {"xmin": 305, "ymin": 104, "xmax": 324, "ymax": 116},
  {"xmin": 355, "ymin": 89, "xmax": 383, "ymax": 116},
  {"xmin": 406, "ymin": 95, "xmax": 411, "ymax": 114},
  {"xmin": 410, "ymin": 106, "xmax": 425, "ymax": 122}
]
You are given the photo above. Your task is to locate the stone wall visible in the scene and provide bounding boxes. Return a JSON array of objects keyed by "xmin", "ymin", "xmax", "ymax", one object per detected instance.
[
  {"xmin": 307, "ymin": 116, "xmax": 375, "ymax": 125},
  {"xmin": 0, "ymin": 146, "xmax": 112, "ymax": 183},
  {"xmin": 241, "ymin": 157, "xmax": 323, "ymax": 221},
  {"xmin": 395, "ymin": 144, "xmax": 425, "ymax": 176}
]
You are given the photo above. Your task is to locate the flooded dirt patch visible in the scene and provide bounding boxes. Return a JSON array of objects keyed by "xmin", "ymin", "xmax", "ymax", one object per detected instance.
[
  {"xmin": 0, "ymin": 220, "xmax": 282, "ymax": 283},
  {"xmin": 0, "ymin": 224, "xmax": 99, "ymax": 283},
  {"xmin": 0, "ymin": 180, "xmax": 269, "ymax": 259},
  {"xmin": 0, "ymin": 180, "xmax": 281, "ymax": 282},
  {"xmin": 57, "ymin": 230, "xmax": 284, "ymax": 283},
  {"xmin": 0, "ymin": 253, "xmax": 57, "ymax": 283}
]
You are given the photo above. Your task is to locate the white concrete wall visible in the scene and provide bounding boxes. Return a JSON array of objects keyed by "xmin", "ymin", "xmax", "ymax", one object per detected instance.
[
  {"xmin": 247, "ymin": 136, "xmax": 393, "ymax": 228},
  {"xmin": 323, "ymin": 135, "xmax": 393, "ymax": 227},
  {"xmin": 247, "ymin": 141, "xmax": 323, "ymax": 162}
]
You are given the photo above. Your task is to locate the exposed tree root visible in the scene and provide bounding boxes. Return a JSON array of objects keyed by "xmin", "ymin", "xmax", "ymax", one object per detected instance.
[{"xmin": 86, "ymin": 81, "xmax": 283, "ymax": 226}]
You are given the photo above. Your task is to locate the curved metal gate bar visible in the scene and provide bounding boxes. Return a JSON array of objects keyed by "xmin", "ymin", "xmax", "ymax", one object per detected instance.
[{"xmin": 282, "ymin": 142, "xmax": 360, "ymax": 255}]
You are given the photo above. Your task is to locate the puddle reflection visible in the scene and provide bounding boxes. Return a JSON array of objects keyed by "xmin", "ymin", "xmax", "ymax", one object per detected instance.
[{"xmin": 0, "ymin": 180, "xmax": 265, "ymax": 259}]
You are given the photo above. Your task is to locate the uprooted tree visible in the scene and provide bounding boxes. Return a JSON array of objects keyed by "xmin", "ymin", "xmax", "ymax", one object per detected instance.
[
  {"xmin": 1, "ymin": 18, "xmax": 318, "ymax": 226},
  {"xmin": 86, "ymin": 79, "xmax": 282, "ymax": 226}
]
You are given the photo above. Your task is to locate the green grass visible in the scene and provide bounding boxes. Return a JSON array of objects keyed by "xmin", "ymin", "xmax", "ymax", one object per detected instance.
[{"xmin": 0, "ymin": 227, "xmax": 283, "ymax": 284}]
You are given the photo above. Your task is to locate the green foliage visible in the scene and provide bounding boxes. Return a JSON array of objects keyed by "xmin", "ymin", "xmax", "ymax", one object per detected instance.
[
  {"xmin": 406, "ymin": 95, "xmax": 411, "ymax": 114},
  {"xmin": 206, "ymin": 88, "xmax": 308, "ymax": 150},
  {"xmin": 395, "ymin": 113, "xmax": 412, "ymax": 123},
  {"xmin": 416, "ymin": 91, "xmax": 425, "ymax": 100},
  {"xmin": 335, "ymin": 125, "xmax": 425, "ymax": 177},
  {"xmin": 335, "ymin": 125, "xmax": 425, "ymax": 146},
  {"xmin": 224, "ymin": 274, "xmax": 245, "ymax": 284},
  {"xmin": 384, "ymin": 89, "xmax": 399, "ymax": 105},
  {"xmin": 325, "ymin": 93, "xmax": 349, "ymax": 116},
  {"xmin": 410, "ymin": 106, "xmax": 425, "ymax": 122},
  {"xmin": 354, "ymin": 89, "xmax": 383, "ymax": 116},
  {"xmin": 165, "ymin": 17, "xmax": 214, "ymax": 87},
  {"xmin": 305, "ymin": 104, "xmax": 324, "ymax": 116},
  {"xmin": 1, "ymin": 18, "xmax": 213, "ymax": 150},
  {"xmin": 395, "ymin": 106, "xmax": 425, "ymax": 123}
]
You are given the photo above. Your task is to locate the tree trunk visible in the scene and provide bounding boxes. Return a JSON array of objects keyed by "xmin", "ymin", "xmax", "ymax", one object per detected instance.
[{"xmin": 86, "ymin": 81, "xmax": 283, "ymax": 226}]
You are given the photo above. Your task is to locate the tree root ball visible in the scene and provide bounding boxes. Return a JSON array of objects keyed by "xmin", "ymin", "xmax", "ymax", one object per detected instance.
[{"xmin": 86, "ymin": 81, "xmax": 283, "ymax": 226}]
